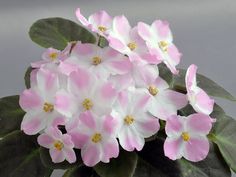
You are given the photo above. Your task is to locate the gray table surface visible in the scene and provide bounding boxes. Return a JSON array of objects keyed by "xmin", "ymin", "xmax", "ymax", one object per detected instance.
[{"xmin": 0, "ymin": 0, "xmax": 235, "ymax": 176}]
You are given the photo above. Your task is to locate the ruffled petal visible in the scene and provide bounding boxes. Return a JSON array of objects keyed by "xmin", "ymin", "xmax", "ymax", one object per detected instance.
[
  {"xmin": 81, "ymin": 143, "xmax": 102, "ymax": 167},
  {"xmin": 101, "ymin": 138, "xmax": 119, "ymax": 163}
]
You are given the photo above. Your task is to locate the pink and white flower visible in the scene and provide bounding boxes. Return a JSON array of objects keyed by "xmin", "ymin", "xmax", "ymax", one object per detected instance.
[
  {"xmin": 31, "ymin": 43, "xmax": 72, "ymax": 68},
  {"xmin": 67, "ymin": 111, "xmax": 119, "ymax": 167},
  {"xmin": 138, "ymin": 20, "xmax": 181, "ymax": 74},
  {"xmin": 38, "ymin": 127, "xmax": 76, "ymax": 163},
  {"xmin": 76, "ymin": 8, "xmax": 112, "ymax": 36},
  {"xmin": 108, "ymin": 15, "xmax": 152, "ymax": 62},
  {"xmin": 19, "ymin": 68, "xmax": 66, "ymax": 135},
  {"xmin": 63, "ymin": 42, "xmax": 131, "ymax": 79},
  {"xmin": 185, "ymin": 64, "xmax": 214, "ymax": 115},
  {"xmin": 164, "ymin": 113, "xmax": 213, "ymax": 162},
  {"xmin": 113, "ymin": 89, "xmax": 160, "ymax": 151},
  {"xmin": 55, "ymin": 68, "xmax": 117, "ymax": 117},
  {"xmin": 146, "ymin": 77, "xmax": 187, "ymax": 120}
]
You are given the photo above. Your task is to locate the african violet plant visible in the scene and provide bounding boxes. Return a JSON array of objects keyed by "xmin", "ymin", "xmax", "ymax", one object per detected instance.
[{"xmin": 0, "ymin": 8, "xmax": 236, "ymax": 177}]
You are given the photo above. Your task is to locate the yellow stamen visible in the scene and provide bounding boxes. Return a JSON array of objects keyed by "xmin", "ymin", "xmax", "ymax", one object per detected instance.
[
  {"xmin": 54, "ymin": 140, "xmax": 64, "ymax": 151},
  {"xmin": 82, "ymin": 98, "xmax": 93, "ymax": 110},
  {"xmin": 43, "ymin": 102, "xmax": 54, "ymax": 113},
  {"xmin": 148, "ymin": 85, "xmax": 159, "ymax": 96},
  {"xmin": 92, "ymin": 133, "xmax": 102, "ymax": 143},
  {"xmin": 49, "ymin": 52, "xmax": 58, "ymax": 61},
  {"xmin": 124, "ymin": 115, "xmax": 134, "ymax": 125},
  {"xmin": 158, "ymin": 41, "xmax": 169, "ymax": 52},
  {"xmin": 98, "ymin": 26, "xmax": 107, "ymax": 33},
  {"xmin": 127, "ymin": 42, "xmax": 137, "ymax": 51},
  {"xmin": 182, "ymin": 132, "xmax": 190, "ymax": 142},
  {"xmin": 92, "ymin": 56, "xmax": 102, "ymax": 65}
]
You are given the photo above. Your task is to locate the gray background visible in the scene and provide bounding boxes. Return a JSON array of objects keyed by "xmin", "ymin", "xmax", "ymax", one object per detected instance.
[{"xmin": 0, "ymin": 0, "xmax": 235, "ymax": 176}]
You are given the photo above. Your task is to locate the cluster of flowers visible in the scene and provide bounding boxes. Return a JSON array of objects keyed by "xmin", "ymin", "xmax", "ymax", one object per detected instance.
[{"xmin": 19, "ymin": 8, "xmax": 215, "ymax": 167}]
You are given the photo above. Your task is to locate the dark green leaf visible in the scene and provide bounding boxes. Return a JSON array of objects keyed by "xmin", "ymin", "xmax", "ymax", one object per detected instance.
[
  {"xmin": 210, "ymin": 105, "xmax": 236, "ymax": 172},
  {"xmin": 24, "ymin": 67, "xmax": 33, "ymax": 89},
  {"xmin": 40, "ymin": 147, "xmax": 83, "ymax": 170},
  {"xmin": 94, "ymin": 150, "xmax": 138, "ymax": 177},
  {"xmin": 0, "ymin": 130, "xmax": 48, "ymax": 177},
  {"xmin": 136, "ymin": 139, "xmax": 231, "ymax": 177},
  {"xmin": 0, "ymin": 95, "xmax": 25, "ymax": 137},
  {"xmin": 29, "ymin": 17, "xmax": 96, "ymax": 50},
  {"xmin": 158, "ymin": 63, "xmax": 173, "ymax": 85},
  {"xmin": 172, "ymin": 69, "xmax": 236, "ymax": 101},
  {"xmin": 63, "ymin": 166, "xmax": 100, "ymax": 177}
]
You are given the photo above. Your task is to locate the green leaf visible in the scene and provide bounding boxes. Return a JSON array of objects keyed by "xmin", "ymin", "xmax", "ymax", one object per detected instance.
[
  {"xmin": 137, "ymin": 139, "xmax": 231, "ymax": 177},
  {"xmin": 24, "ymin": 67, "xmax": 33, "ymax": 89},
  {"xmin": 94, "ymin": 150, "xmax": 138, "ymax": 177},
  {"xmin": 29, "ymin": 17, "xmax": 96, "ymax": 50},
  {"xmin": 0, "ymin": 95, "xmax": 25, "ymax": 137},
  {"xmin": 158, "ymin": 63, "xmax": 173, "ymax": 85},
  {"xmin": 210, "ymin": 105, "xmax": 236, "ymax": 172},
  {"xmin": 63, "ymin": 166, "xmax": 100, "ymax": 177},
  {"xmin": 0, "ymin": 130, "xmax": 49, "ymax": 177},
  {"xmin": 172, "ymin": 69, "xmax": 236, "ymax": 101},
  {"xmin": 40, "ymin": 147, "xmax": 83, "ymax": 170}
]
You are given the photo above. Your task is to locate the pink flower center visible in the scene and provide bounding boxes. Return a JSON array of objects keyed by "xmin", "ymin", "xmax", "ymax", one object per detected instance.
[
  {"xmin": 98, "ymin": 26, "xmax": 107, "ymax": 33},
  {"xmin": 54, "ymin": 140, "xmax": 64, "ymax": 151},
  {"xmin": 82, "ymin": 98, "xmax": 93, "ymax": 110},
  {"xmin": 158, "ymin": 41, "xmax": 169, "ymax": 52},
  {"xmin": 124, "ymin": 115, "xmax": 135, "ymax": 125},
  {"xmin": 92, "ymin": 133, "xmax": 102, "ymax": 143},
  {"xmin": 43, "ymin": 102, "xmax": 54, "ymax": 113},
  {"xmin": 181, "ymin": 132, "xmax": 190, "ymax": 142},
  {"xmin": 92, "ymin": 56, "xmax": 102, "ymax": 65},
  {"xmin": 127, "ymin": 42, "xmax": 137, "ymax": 51},
  {"xmin": 148, "ymin": 85, "xmax": 159, "ymax": 96}
]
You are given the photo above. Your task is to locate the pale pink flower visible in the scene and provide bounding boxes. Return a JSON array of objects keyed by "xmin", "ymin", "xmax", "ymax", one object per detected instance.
[
  {"xmin": 113, "ymin": 89, "xmax": 160, "ymax": 151},
  {"xmin": 62, "ymin": 42, "xmax": 131, "ymax": 79},
  {"xmin": 38, "ymin": 127, "xmax": 76, "ymax": 163},
  {"xmin": 19, "ymin": 68, "xmax": 66, "ymax": 135},
  {"xmin": 67, "ymin": 111, "xmax": 119, "ymax": 167},
  {"xmin": 31, "ymin": 43, "xmax": 72, "ymax": 68},
  {"xmin": 185, "ymin": 64, "xmax": 214, "ymax": 115},
  {"xmin": 108, "ymin": 15, "xmax": 152, "ymax": 62},
  {"xmin": 164, "ymin": 113, "xmax": 212, "ymax": 162},
  {"xmin": 55, "ymin": 68, "xmax": 117, "ymax": 117},
  {"xmin": 76, "ymin": 8, "xmax": 112, "ymax": 36},
  {"xmin": 138, "ymin": 20, "xmax": 182, "ymax": 74}
]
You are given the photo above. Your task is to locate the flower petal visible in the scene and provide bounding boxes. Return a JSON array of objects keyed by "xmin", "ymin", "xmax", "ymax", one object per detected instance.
[
  {"xmin": 49, "ymin": 148, "xmax": 65, "ymax": 163},
  {"xmin": 79, "ymin": 111, "xmax": 96, "ymax": 129},
  {"xmin": 63, "ymin": 147, "xmax": 76, "ymax": 163},
  {"xmin": 19, "ymin": 89, "xmax": 43, "ymax": 112},
  {"xmin": 186, "ymin": 113, "xmax": 212, "ymax": 135},
  {"xmin": 55, "ymin": 90, "xmax": 77, "ymax": 117},
  {"xmin": 101, "ymin": 138, "xmax": 119, "ymax": 163},
  {"xmin": 183, "ymin": 136, "xmax": 210, "ymax": 162},
  {"xmin": 76, "ymin": 8, "xmax": 90, "ymax": 27},
  {"xmin": 192, "ymin": 88, "xmax": 214, "ymax": 115},
  {"xmin": 21, "ymin": 112, "xmax": 46, "ymax": 135},
  {"xmin": 81, "ymin": 143, "xmax": 101, "ymax": 167},
  {"xmin": 37, "ymin": 134, "xmax": 54, "ymax": 148},
  {"xmin": 138, "ymin": 22, "xmax": 153, "ymax": 42},
  {"xmin": 164, "ymin": 137, "xmax": 183, "ymax": 160},
  {"xmin": 165, "ymin": 115, "xmax": 184, "ymax": 137}
]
